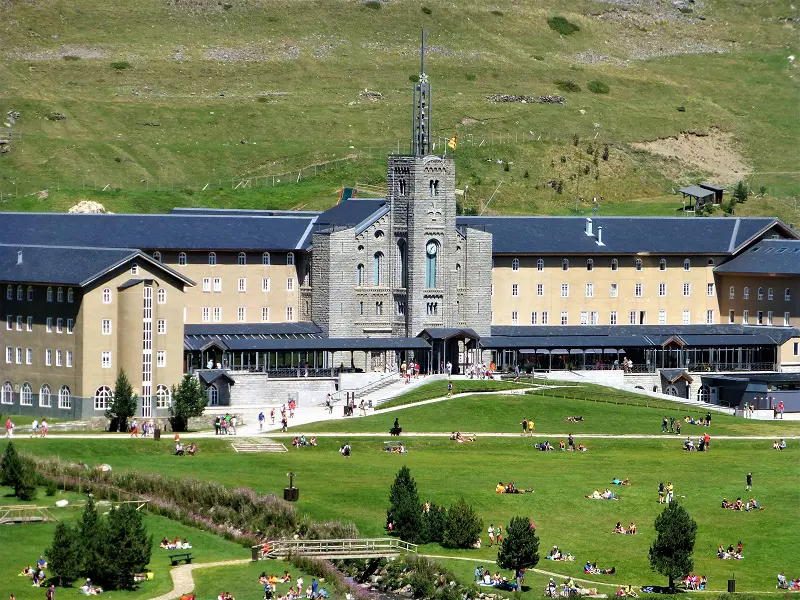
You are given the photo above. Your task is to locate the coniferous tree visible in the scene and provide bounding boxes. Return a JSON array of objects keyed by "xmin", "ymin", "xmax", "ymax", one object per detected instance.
[
  {"xmin": 169, "ymin": 373, "xmax": 207, "ymax": 432},
  {"xmin": 46, "ymin": 522, "xmax": 81, "ymax": 586},
  {"xmin": 100, "ymin": 503, "xmax": 153, "ymax": 590},
  {"xmin": 386, "ymin": 466, "xmax": 423, "ymax": 543},
  {"xmin": 497, "ymin": 516, "xmax": 540, "ymax": 590},
  {"xmin": 649, "ymin": 500, "xmax": 697, "ymax": 591},
  {"xmin": 442, "ymin": 498, "xmax": 483, "ymax": 549},
  {"xmin": 421, "ymin": 503, "xmax": 447, "ymax": 544},
  {"xmin": 106, "ymin": 370, "xmax": 139, "ymax": 432},
  {"xmin": 77, "ymin": 496, "xmax": 107, "ymax": 582},
  {"xmin": 1, "ymin": 441, "xmax": 23, "ymax": 488}
]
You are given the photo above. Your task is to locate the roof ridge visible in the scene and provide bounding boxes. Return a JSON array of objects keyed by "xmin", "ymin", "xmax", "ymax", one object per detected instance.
[{"xmin": 0, "ymin": 243, "xmax": 139, "ymax": 252}]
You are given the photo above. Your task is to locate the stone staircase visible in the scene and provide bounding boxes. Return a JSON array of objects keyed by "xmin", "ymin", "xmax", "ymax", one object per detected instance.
[{"xmin": 231, "ymin": 438, "xmax": 288, "ymax": 453}]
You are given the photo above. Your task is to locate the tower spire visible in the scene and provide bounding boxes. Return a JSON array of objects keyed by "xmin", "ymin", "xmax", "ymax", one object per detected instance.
[{"xmin": 412, "ymin": 28, "xmax": 431, "ymax": 156}]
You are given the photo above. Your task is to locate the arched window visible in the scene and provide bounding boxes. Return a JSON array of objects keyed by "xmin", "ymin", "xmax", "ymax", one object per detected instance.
[
  {"xmin": 17, "ymin": 285, "xmax": 23, "ymax": 301},
  {"xmin": 707, "ymin": 258, "xmax": 715, "ymax": 266},
  {"xmin": 130, "ymin": 263, "xmax": 139, "ymax": 276},
  {"xmin": 155, "ymin": 385, "xmax": 171, "ymax": 408},
  {"xmin": 665, "ymin": 385, "xmax": 679, "ymax": 396},
  {"xmin": 94, "ymin": 386, "xmax": 113, "ymax": 411},
  {"xmin": 5, "ymin": 284, "xmax": 11, "ymax": 300},
  {"xmin": 767, "ymin": 287, "xmax": 774, "ymax": 300},
  {"xmin": 456, "ymin": 263, "xmax": 464, "ymax": 287},
  {"xmin": 102, "ymin": 288, "xmax": 112, "ymax": 304},
  {"xmin": 157, "ymin": 288, "xmax": 166, "ymax": 304},
  {"xmin": 262, "ymin": 252, "xmax": 270, "ymax": 266},
  {"xmin": 39, "ymin": 384, "xmax": 51, "ymax": 408},
  {"xmin": 743, "ymin": 287, "xmax": 750, "ymax": 300},
  {"xmin": 397, "ymin": 240, "xmax": 407, "ymax": 288},
  {"xmin": 659, "ymin": 258, "xmax": 666, "ymax": 271},
  {"xmin": 238, "ymin": 252, "xmax": 247, "ymax": 266},
  {"xmin": 356, "ymin": 264, "xmax": 365, "ymax": 286},
  {"xmin": 683, "ymin": 259, "xmax": 691, "ymax": 271},
  {"xmin": 153, "ymin": 251, "xmax": 162, "ymax": 262},
  {"xmin": 373, "ymin": 252, "xmax": 384, "ymax": 286},
  {"xmin": 207, "ymin": 384, "xmax": 219, "ymax": 406},
  {"xmin": 635, "ymin": 259, "xmax": 643, "ymax": 271},
  {"xmin": 758, "ymin": 287, "xmax": 764, "ymax": 300},
  {"xmin": 537, "ymin": 259, "xmax": 544, "ymax": 271},
  {"xmin": 398, "ymin": 179, "xmax": 407, "ymax": 196},
  {"xmin": 1, "ymin": 381, "xmax": 13, "ymax": 405},
  {"xmin": 586, "ymin": 259, "xmax": 593, "ymax": 271},
  {"xmin": 178, "ymin": 252, "xmax": 187, "ymax": 266},
  {"xmin": 27, "ymin": 286, "xmax": 33, "ymax": 301},
  {"xmin": 697, "ymin": 386, "xmax": 710, "ymax": 403},
  {"xmin": 57, "ymin": 287, "xmax": 64, "ymax": 302},
  {"xmin": 208, "ymin": 252, "xmax": 217, "ymax": 266},
  {"xmin": 67, "ymin": 287, "xmax": 74, "ymax": 303},
  {"xmin": 47, "ymin": 286, "xmax": 53, "ymax": 302},
  {"xmin": 729, "ymin": 286, "xmax": 735, "ymax": 300},
  {"xmin": 59, "ymin": 385, "xmax": 71, "ymax": 409},
  {"xmin": 20, "ymin": 382, "xmax": 32, "ymax": 406},
  {"xmin": 611, "ymin": 258, "xmax": 618, "ymax": 271},
  {"xmin": 425, "ymin": 242, "xmax": 438, "ymax": 288},
  {"xmin": 287, "ymin": 252, "xmax": 295, "ymax": 266},
  {"xmin": 562, "ymin": 258, "xmax": 569, "ymax": 271},
  {"xmin": 785, "ymin": 288, "xmax": 791, "ymax": 302},
  {"xmin": 511, "ymin": 258, "xmax": 520, "ymax": 271}
]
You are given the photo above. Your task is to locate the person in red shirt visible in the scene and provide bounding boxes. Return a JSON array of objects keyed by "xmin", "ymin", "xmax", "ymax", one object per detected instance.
[{"xmin": 703, "ymin": 432, "xmax": 710, "ymax": 452}]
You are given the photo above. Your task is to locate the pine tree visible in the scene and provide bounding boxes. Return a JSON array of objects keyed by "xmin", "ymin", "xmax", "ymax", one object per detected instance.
[
  {"xmin": 46, "ymin": 522, "xmax": 81, "ymax": 586},
  {"xmin": 386, "ymin": 466, "xmax": 423, "ymax": 544},
  {"xmin": 497, "ymin": 516, "xmax": 540, "ymax": 590},
  {"xmin": 732, "ymin": 180, "xmax": 749, "ymax": 204},
  {"xmin": 421, "ymin": 503, "xmax": 447, "ymax": 544},
  {"xmin": 1, "ymin": 442, "xmax": 23, "ymax": 488},
  {"xmin": 77, "ymin": 496, "xmax": 107, "ymax": 582},
  {"xmin": 169, "ymin": 373, "xmax": 207, "ymax": 432},
  {"xmin": 442, "ymin": 498, "xmax": 483, "ymax": 549},
  {"xmin": 106, "ymin": 370, "xmax": 139, "ymax": 432},
  {"xmin": 649, "ymin": 501, "xmax": 697, "ymax": 591},
  {"xmin": 100, "ymin": 503, "xmax": 153, "ymax": 590}
]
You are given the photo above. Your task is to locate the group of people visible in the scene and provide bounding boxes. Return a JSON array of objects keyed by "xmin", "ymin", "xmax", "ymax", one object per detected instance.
[
  {"xmin": 400, "ymin": 361, "xmax": 421, "ymax": 383},
  {"xmin": 772, "ymin": 439, "xmax": 787, "ymax": 450},
  {"xmin": 657, "ymin": 482, "xmax": 674, "ymax": 504},
  {"xmin": 615, "ymin": 585, "xmax": 639, "ymax": 597},
  {"xmin": 495, "ymin": 481, "xmax": 533, "ymax": 494},
  {"xmin": 19, "ymin": 556, "xmax": 48, "ymax": 586},
  {"xmin": 291, "ymin": 435, "xmax": 317, "ymax": 448},
  {"xmin": 584, "ymin": 562, "xmax": 615, "ymax": 575},
  {"xmin": 717, "ymin": 542, "xmax": 744, "ymax": 560},
  {"xmin": 585, "ymin": 489, "xmax": 619, "ymax": 501},
  {"xmin": 384, "ymin": 442, "xmax": 406, "ymax": 454},
  {"xmin": 682, "ymin": 574, "xmax": 707, "ymax": 590},
  {"xmin": 212, "ymin": 414, "xmax": 237, "ymax": 435},
  {"xmin": 721, "ymin": 497, "xmax": 764, "ymax": 511},
  {"xmin": 520, "ymin": 418, "xmax": 535, "ymax": 435},
  {"xmin": 487, "ymin": 523, "xmax": 503, "ymax": 546},
  {"xmin": 612, "ymin": 522, "xmax": 636, "ymax": 535},
  {"xmin": 338, "ymin": 443, "xmax": 352, "ymax": 457},
  {"xmin": 474, "ymin": 566, "xmax": 518, "ymax": 590},
  {"xmin": 128, "ymin": 418, "xmax": 160, "ymax": 437},
  {"xmin": 545, "ymin": 576, "xmax": 597, "ymax": 598},
  {"xmin": 174, "ymin": 441, "xmax": 197, "ymax": 456},
  {"xmin": 258, "ymin": 572, "xmax": 328, "ymax": 600},
  {"xmin": 450, "ymin": 431, "xmax": 475, "ymax": 443},
  {"xmin": 682, "ymin": 432, "xmax": 711, "ymax": 452},
  {"xmin": 216, "ymin": 593, "xmax": 235, "ymax": 600},
  {"xmin": 159, "ymin": 537, "xmax": 192, "ymax": 550},
  {"xmin": 6, "ymin": 417, "xmax": 50, "ymax": 438},
  {"xmin": 777, "ymin": 573, "xmax": 800, "ymax": 590},
  {"xmin": 466, "ymin": 363, "xmax": 495, "ymax": 379},
  {"xmin": 546, "ymin": 546, "xmax": 575, "ymax": 562}
]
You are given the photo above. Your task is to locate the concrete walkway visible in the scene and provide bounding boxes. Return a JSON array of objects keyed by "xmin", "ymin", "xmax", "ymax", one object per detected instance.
[{"xmin": 148, "ymin": 558, "xmax": 250, "ymax": 600}]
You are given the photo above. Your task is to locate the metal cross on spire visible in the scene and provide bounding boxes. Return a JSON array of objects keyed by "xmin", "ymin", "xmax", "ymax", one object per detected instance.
[{"xmin": 412, "ymin": 28, "xmax": 431, "ymax": 157}]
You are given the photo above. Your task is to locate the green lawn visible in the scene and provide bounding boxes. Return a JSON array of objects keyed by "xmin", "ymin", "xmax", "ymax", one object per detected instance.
[
  {"xmin": 5, "ymin": 434, "xmax": 798, "ymax": 595},
  {"xmin": 0, "ymin": 485, "xmax": 248, "ymax": 600},
  {"xmin": 193, "ymin": 560, "xmax": 320, "ymax": 600},
  {"xmin": 377, "ymin": 379, "xmax": 534, "ymax": 410}
]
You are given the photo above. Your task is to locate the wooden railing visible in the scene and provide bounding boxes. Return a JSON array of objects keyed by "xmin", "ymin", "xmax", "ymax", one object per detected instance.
[{"xmin": 253, "ymin": 537, "xmax": 417, "ymax": 560}]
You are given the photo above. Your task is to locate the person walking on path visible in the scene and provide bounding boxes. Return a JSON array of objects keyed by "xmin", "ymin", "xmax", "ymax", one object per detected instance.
[
  {"xmin": 447, "ymin": 381, "xmax": 453, "ymax": 397},
  {"xmin": 521, "ymin": 418, "xmax": 528, "ymax": 435},
  {"xmin": 281, "ymin": 416, "xmax": 288, "ymax": 433},
  {"xmin": 676, "ymin": 420, "xmax": 681, "ymax": 435},
  {"xmin": 703, "ymin": 432, "xmax": 710, "ymax": 452},
  {"xmin": 778, "ymin": 401, "xmax": 785, "ymax": 419},
  {"xmin": 5, "ymin": 417, "xmax": 14, "ymax": 438},
  {"xmin": 527, "ymin": 419, "xmax": 535, "ymax": 435},
  {"xmin": 270, "ymin": 408, "xmax": 275, "ymax": 424},
  {"xmin": 744, "ymin": 401, "xmax": 749, "ymax": 418},
  {"xmin": 746, "ymin": 472, "xmax": 752, "ymax": 491},
  {"xmin": 514, "ymin": 364, "xmax": 520, "ymax": 383},
  {"xmin": 568, "ymin": 433, "xmax": 575, "ymax": 451},
  {"xmin": 661, "ymin": 416, "xmax": 668, "ymax": 433},
  {"xmin": 258, "ymin": 411, "xmax": 265, "ymax": 432},
  {"xmin": 446, "ymin": 361, "xmax": 452, "ymax": 377}
]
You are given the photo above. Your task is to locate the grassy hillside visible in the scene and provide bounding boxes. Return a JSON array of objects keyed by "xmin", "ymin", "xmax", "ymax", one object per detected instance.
[{"xmin": 0, "ymin": 0, "xmax": 797, "ymax": 218}]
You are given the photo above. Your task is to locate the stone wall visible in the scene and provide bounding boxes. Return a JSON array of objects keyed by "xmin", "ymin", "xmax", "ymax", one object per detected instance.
[{"xmin": 228, "ymin": 372, "xmax": 337, "ymax": 406}]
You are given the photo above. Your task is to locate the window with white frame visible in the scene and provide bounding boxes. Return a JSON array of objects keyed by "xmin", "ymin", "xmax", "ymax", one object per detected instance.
[
  {"xmin": 213, "ymin": 278, "xmax": 222, "ymax": 292},
  {"xmin": 153, "ymin": 251, "xmax": 162, "ymax": 262},
  {"xmin": 286, "ymin": 306, "xmax": 294, "ymax": 321},
  {"xmin": 512, "ymin": 284, "xmax": 519, "ymax": 296},
  {"xmin": 178, "ymin": 252, "xmax": 187, "ymax": 266},
  {"xmin": 511, "ymin": 311, "xmax": 519, "ymax": 325},
  {"xmin": 20, "ymin": 382, "xmax": 32, "ymax": 406},
  {"xmin": 102, "ymin": 319, "xmax": 111, "ymax": 335},
  {"xmin": 729, "ymin": 286, "xmax": 735, "ymax": 299},
  {"xmin": 659, "ymin": 258, "xmax": 666, "ymax": 271},
  {"xmin": 262, "ymin": 277, "xmax": 270, "ymax": 292},
  {"xmin": 610, "ymin": 311, "xmax": 618, "ymax": 325},
  {"xmin": 757, "ymin": 287, "xmax": 764, "ymax": 300},
  {"xmin": 743, "ymin": 287, "xmax": 750, "ymax": 300},
  {"xmin": 207, "ymin": 384, "xmax": 218, "ymax": 406},
  {"xmin": 659, "ymin": 310, "xmax": 667, "ymax": 325},
  {"xmin": 767, "ymin": 310, "xmax": 773, "ymax": 325},
  {"xmin": 683, "ymin": 283, "xmax": 691, "ymax": 297},
  {"xmin": 786, "ymin": 288, "xmax": 791, "ymax": 301},
  {"xmin": 238, "ymin": 252, "xmax": 247, "ymax": 266},
  {"xmin": 586, "ymin": 283, "xmax": 594, "ymax": 298},
  {"xmin": 1, "ymin": 381, "xmax": 12, "ymax": 404},
  {"xmin": 511, "ymin": 258, "xmax": 519, "ymax": 271},
  {"xmin": 629, "ymin": 310, "xmax": 637, "ymax": 325},
  {"xmin": 635, "ymin": 283, "xmax": 643, "ymax": 297},
  {"xmin": 46, "ymin": 317, "xmax": 52, "ymax": 333},
  {"xmin": 101, "ymin": 351, "xmax": 111, "ymax": 368},
  {"xmin": 59, "ymin": 385, "xmax": 71, "ymax": 409},
  {"xmin": 590, "ymin": 311, "xmax": 598, "ymax": 325},
  {"xmin": 67, "ymin": 319, "xmax": 73, "ymax": 334},
  {"xmin": 530, "ymin": 311, "xmax": 538, "ymax": 325},
  {"xmin": 587, "ymin": 259, "xmax": 593, "ymax": 271},
  {"xmin": 157, "ymin": 350, "xmax": 166, "ymax": 367},
  {"xmin": 728, "ymin": 309, "xmax": 734, "ymax": 324},
  {"xmin": 580, "ymin": 311, "xmax": 588, "ymax": 325},
  {"xmin": 130, "ymin": 264, "xmax": 138, "ymax": 276},
  {"xmin": 5, "ymin": 347, "xmax": 11, "ymax": 363},
  {"xmin": 635, "ymin": 259, "xmax": 643, "ymax": 271},
  {"xmin": 659, "ymin": 283, "xmax": 666, "ymax": 297},
  {"xmin": 56, "ymin": 350, "xmax": 62, "ymax": 367},
  {"xmin": 238, "ymin": 278, "xmax": 246, "ymax": 292},
  {"xmin": 27, "ymin": 286, "xmax": 33, "ymax": 301},
  {"xmin": 261, "ymin": 307, "xmax": 269, "ymax": 322},
  {"xmin": 682, "ymin": 310, "xmax": 690, "ymax": 325},
  {"xmin": 560, "ymin": 311, "xmax": 568, "ymax": 325},
  {"xmin": 238, "ymin": 307, "xmax": 246, "ymax": 322},
  {"xmin": 202, "ymin": 307, "xmax": 210, "ymax": 322},
  {"xmin": 768, "ymin": 287, "xmax": 774, "ymax": 300},
  {"xmin": 66, "ymin": 351, "xmax": 72, "ymax": 367},
  {"xmin": 47, "ymin": 287, "xmax": 54, "ymax": 302},
  {"xmin": 16, "ymin": 347, "xmax": 22, "ymax": 364},
  {"xmin": 683, "ymin": 259, "xmax": 691, "ymax": 271},
  {"xmin": 26, "ymin": 348, "xmax": 32, "ymax": 365},
  {"xmin": 785, "ymin": 312, "xmax": 791, "ymax": 326},
  {"xmin": 537, "ymin": 259, "xmax": 544, "ymax": 271},
  {"xmin": 56, "ymin": 318, "xmax": 63, "ymax": 333},
  {"xmin": 156, "ymin": 385, "xmax": 171, "ymax": 408},
  {"xmin": 561, "ymin": 283, "xmax": 569, "ymax": 298},
  {"xmin": 757, "ymin": 310, "xmax": 763, "ymax": 325},
  {"xmin": 94, "ymin": 386, "xmax": 112, "ymax": 410},
  {"xmin": 157, "ymin": 319, "xmax": 166, "ymax": 334},
  {"xmin": 208, "ymin": 252, "xmax": 217, "ymax": 266},
  {"xmin": 541, "ymin": 311, "xmax": 549, "ymax": 325},
  {"xmin": 707, "ymin": 283, "xmax": 714, "ymax": 297},
  {"xmin": 611, "ymin": 259, "xmax": 618, "ymax": 271},
  {"xmin": 46, "ymin": 349, "xmax": 52, "ymax": 366},
  {"xmin": 706, "ymin": 310, "xmax": 714, "ymax": 324},
  {"xmin": 39, "ymin": 384, "xmax": 51, "ymax": 407},
  {"xmin": 213, "ymin": 307, "xmax": 221, "ymax": 322},
  {"xmin": 287, "ymin": 278, "xmax": 295, "ymax": 291},
  {"xmin": 14, "ymin": 285, "xmax": 22, "ymax": 301},
  {"xmin": 157, "ymin": 288, "xmax": 166, "ymax": 304},
  {"xmin": 537, "ymin": 283, "xmax": 543, "ymax": 296},
  {"xmin": 203, "ymin": 278, "xmax": 211, "ymax": 292},
  {"xmin": 102, "ymin": 288, "xmax": 111, "ymax": 304},
  {"xmin": 562, "ymin": 258, "xmax": 569, "ymax": 271},
  {"xmin": 262, "ymin": 252, "xmax": 270, "ymax": 265},
  {"xmin": 16, "ymin": 315, "xmax": 22, "ymax": 331},
  {"xmin": 6, "ymin": 285, "xmax": 12, "ymax": 300},
  {"xmin": 610, "ymin": 282, "xmax": 618, "ymax": 298},
  {"xmin": 743, "ymin": 309, "xmax": 749, "ymax": 324},
  {"xmin": 287, "ymin": 252, "xmax": 295, "ymax": 266}
]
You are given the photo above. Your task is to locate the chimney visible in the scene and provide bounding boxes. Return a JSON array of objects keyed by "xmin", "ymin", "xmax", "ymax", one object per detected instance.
[
  {"xmin": 596, "ymin": 226, "xmax": 605, "ymax": 246},
  {"xmin": 585, "ymin": 218, "xmax": 594, "ymax": 237},
  {"xmin": 17, "ymin": 250, "xmax": 22, "ymax": 265}
]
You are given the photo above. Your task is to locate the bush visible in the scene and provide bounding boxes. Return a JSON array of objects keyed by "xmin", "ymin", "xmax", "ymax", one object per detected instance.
[
  {"xmin": 503, "ymin": 162, "xmax": 510, "ymax": 172},
  {"xmin": 421, "ymin": 6, "xmax": 432, "ymax": 14},
  {"xmin": 409, "ymin": 74, "xmax": 420, "ymax": 83},
  {"xmin": 732, "ymin": 180, "xmax": 749, "ymax": 204},
  {"xmin": 602, "ymin": 145, "xmax": 610, "ymax": 161},
  {"xmin": 491, "ymin": 10, "xmax": 503, "ymax": 16},
  {"xmin": 363, "ymin": 1, "xmax": 381, "ymax": 9},
  {"xmin": 524, "ymin": 170, "xmax": 530, "ymax": 178},
  {"xmin": 63, "ymin": 55, "xmax": 81, "ymax": 61},
  {"xmin": 46, "ymin": 481, "xmax": 58, "ymax": 496},
  {"xmin": 547, "ymin": 16, "xmax": 580, "ymax": 35},
  {"xmin": 465, "ymin": 73, "xmax": 476, "ymax": 81},
  {"xmin": 442, "ymin": 498, "xmax": 483, "ymax": 549},
  {"xmin": 110, "ymin": 61, "xmax": 131, "ymax": 70},
  {"xmin": 555, "ymin": 79, "xmax": 581, "ymax": 93},
  {"xmin": 588, "ymin": 80, "xmax": 610, "ymax": 94}
]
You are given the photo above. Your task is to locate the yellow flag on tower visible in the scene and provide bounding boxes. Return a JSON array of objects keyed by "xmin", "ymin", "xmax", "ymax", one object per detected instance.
[{"xmin": 447, "ymin": 135, "xmax": 458, "ymax": 150}]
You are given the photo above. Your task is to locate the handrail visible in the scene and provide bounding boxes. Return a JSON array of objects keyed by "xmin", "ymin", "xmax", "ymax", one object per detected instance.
[
  {"xmin": 253, "ymin": 537, "xmax": 418, "ymax": 559},
  {"xmin": 330, "ymin": 372, "xmax": 400, "ymax": 403}
]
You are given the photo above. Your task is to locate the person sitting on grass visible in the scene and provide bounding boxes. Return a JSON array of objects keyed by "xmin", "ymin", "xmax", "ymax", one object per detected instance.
[
  {"xmin": 747, "ymin": 498, "xmax": 765, "ymax": 511},
  {"xmin": 339, "ymin": 444, "xmax": 351, "ymax": 457},
  {"xmin": 547, "ymin": 546, "xmax": 562, "ymax": 560},
  {"xmin": 20, "ymin": 565, "xmax": 34, "ymax": 577},
  {"xmin": 559, "ymin": 440, "xmax": 566, "ymax": 451},
  {"xmin": 80, "ymin": 579, "xmax": 103, "ymax": 595},
  {"xmin": 577, "ymin": 444, "xmax": 587, "ymax": 452},
  {"xmin": 455, "ymin": 432, "xmax": 475, "ymax": 443},
  {"xmin": 310, "ymin": 437, "xmax": 317, "ymax": 446},
  {"xmin": 175, "ymin": 442, "xmax": 185, "ymax": 456},
  {"xmin": 612, "ymin": 522, "xmax": 626, "ymax": 534},
  {"xmin": 611, "ymin": 477, "xmax": 629, "ymax": 485},
  {"xmin": 281, "ymin": 571, "xmax": 292, "ymax": 583},
  {"xmin": 496, "ymin": 482, "xmax": 506, "ymax": 494},
  {"xmin": 628, "ymin": 522, "xmax": 636, "ymax": 534},
  {"xmin": 187, "ymin": 443, "xmax": 197, "ymax": 456}
]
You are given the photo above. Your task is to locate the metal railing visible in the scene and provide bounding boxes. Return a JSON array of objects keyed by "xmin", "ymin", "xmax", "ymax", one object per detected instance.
[
  {"xmin": 254, "ymin": 537, "xmax": 417, "ymax": 560},
  {"xmin": 331, "ymin": 372, "xmax": 400, "ymax": 403},
  {"xmin": 228, "ymin": 367, "xmax": 339, "ymax": 378},
  {"xmin": 686, "ymin": 362, "xmax": 777, "ymax": 373}
]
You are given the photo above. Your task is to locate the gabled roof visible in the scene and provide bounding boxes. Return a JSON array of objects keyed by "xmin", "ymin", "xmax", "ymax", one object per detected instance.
[
  {"xmin": 310, "ymin": 199, "xmax": 389, "ymax": 244},
  {"xmin": 0, "ymin": 244, "xmax": 194, "ymax": 287},
  {"xmin": 0, "ymin": 212, "xmax": 316, "ymax": 251},
  {"xmin": 714, "ymin": 239, "xmax": 800, "ymax": 276},
  {"xmin": 418, "ymin": 328, "xmax": 481, "ymax": 340},
  {"xmin": 661, "ymin": 369, "xmax": 693, "ymax": 384},
  {"xmin": 456, "ymin": 217, "xmax": 795, "ymax": 255},
  {"xmin": 679, "ymin": 185, "xmax": 716, "ymax": 199},
  {"xmin": 197, "ymin": 369, "xmax": 236, "ymax": 386}
]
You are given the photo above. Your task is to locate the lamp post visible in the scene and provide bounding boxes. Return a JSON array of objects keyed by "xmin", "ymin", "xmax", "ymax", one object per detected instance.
[{"xmin": 284, "ymin": 472, "xmax": 299, "ymax": 502}]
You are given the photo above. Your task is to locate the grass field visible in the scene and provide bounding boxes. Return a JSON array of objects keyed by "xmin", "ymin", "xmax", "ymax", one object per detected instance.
[{"xmin": 0, "ymin": 0, "xmax": 796, "ymax": 219}]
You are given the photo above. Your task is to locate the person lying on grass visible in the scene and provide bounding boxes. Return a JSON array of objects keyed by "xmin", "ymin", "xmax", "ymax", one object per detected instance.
[
  {"xmin": 536, "ymin": 440, "xmax": 554, "ymax": 451},
  {"xmin": 586, "ymin": 489, "xmax": 619, "ymax": 500},
  {"xmin": 80, "ymin": 579, "xmax": 103, "ymax": 595},
  {"xmin": 611, "ymin": 478, "xmax": 630, "ymax": 486},
  {"xmin": 450, "ymin": 431, "xmax": 476, "ymax": 442},
  {"xmin": 566, "ymin": 416, "xmax": 584, "ymax": 422},
  {"xmin": 584, "ymin": 562, "xmax": 615, "ymax": 575},
  {"xmin": 612, "ymin": 522, "xmax": 636, "ymax": 534},
  {"xmin": 496, "ymin": 481, "xmax": 533, "ymax": 494},
  {"xmin": 717, "ymin": 544, "xmax": 744, "ymax": 560},
  {"xmin": 615, "ymin": 584, "xmax": 639, "ymax": 597}
]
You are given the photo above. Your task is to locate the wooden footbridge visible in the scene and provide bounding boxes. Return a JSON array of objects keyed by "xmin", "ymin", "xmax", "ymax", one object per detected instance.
[
  {"xmin": 0, "ymin": 505, "xmax": 58, "ymax": 524},
  {"xmin": 254, "ymin": 537, "xmax": 417, "ymax": 561}
]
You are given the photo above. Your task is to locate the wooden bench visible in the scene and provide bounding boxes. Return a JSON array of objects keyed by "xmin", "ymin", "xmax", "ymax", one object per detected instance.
[{"xmin": 169, "ymin": 552, "xmax": 193, "ymax": 566}]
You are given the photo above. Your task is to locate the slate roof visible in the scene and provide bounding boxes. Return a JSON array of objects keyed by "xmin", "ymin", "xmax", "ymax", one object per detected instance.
[
  {"xmin": 456, "ymin": 217, "xmax": 795, "ymax": 255},
  {"xmin": 0, "ymin": 244, "xmax": 193, "ymax": 287},
  {"xmin": 171, "ymin": 208, "xmax": 321, "ymax": 216},
  {"xmin": 184, "ymin": 323, "xmax": 323, "ymax": 336},
  {"xmin": 197, "ymin": 369, "xmax": 236, "ymax": 385},
  {"xmin": 714, "ymin": 239, "xmax": 800, "ymax": 275},
  {"xmin": 0, "ymin": 212, "xmax": 316, "ymax": 251},
  {"xmin": 679, "ymin": 185, "xmax": 715, "ymax": 199},
  {"xmin": 418, "ymin": 328, "xmax": 481, "ymax": 340},
  {"xmin": 185, "ymin": 336, "xmax": 429, "ymax": 351}
]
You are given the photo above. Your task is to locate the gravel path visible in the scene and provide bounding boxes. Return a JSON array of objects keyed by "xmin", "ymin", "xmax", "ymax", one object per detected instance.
[{"xmin": 149, "ymin": 558, "xmax": 250, "ymax": 600}]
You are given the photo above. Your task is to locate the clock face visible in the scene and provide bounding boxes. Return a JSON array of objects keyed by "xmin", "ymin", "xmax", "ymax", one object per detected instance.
[{"xmin": 426, "ymin": 243, "xmax": 437, "ymax": 255}]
